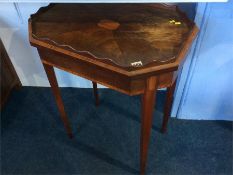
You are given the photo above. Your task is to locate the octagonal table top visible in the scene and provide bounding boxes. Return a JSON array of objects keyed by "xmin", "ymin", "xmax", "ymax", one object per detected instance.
[{"xmin": 29, "ymin": 3, "xmax": 196, "ymax": 70}]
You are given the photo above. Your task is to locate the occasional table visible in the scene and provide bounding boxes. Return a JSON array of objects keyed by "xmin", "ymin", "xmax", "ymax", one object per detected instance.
[{"xmin": 29, "ymin": 4, "xmax": 198, "ymax": 174}]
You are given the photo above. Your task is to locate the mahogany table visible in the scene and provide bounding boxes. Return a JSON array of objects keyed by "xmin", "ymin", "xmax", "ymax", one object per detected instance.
[{"xmin": 29, "ymin": 4, "xmax": 198, "ymax": 174}]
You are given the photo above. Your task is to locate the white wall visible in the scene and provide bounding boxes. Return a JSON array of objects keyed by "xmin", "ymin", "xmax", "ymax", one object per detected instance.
[{"xmin": 175, "ymin": 1, "xmax": 233, "ymax": 120}]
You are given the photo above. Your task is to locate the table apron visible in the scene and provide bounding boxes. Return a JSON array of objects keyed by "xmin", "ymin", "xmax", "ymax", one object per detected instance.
[{"xmin": 38, "ymin": 49, "xmax": 177, "ymax": 95}]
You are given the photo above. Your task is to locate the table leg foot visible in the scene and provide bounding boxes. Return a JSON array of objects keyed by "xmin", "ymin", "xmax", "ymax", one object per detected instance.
[
  {"xmin": 43, "ymin": 63, "xmax": 73, "ymax": 138},
  {"xmin": 140, "ymin": 77, "xmax": 157, "ymax": 175},
  {"xmin": 92, "ymin": 81, "xmax": 99, "ymax": 106},
  {"xmin": 161, "ymin": 79, "xmax": 177, "ymax": 134}
]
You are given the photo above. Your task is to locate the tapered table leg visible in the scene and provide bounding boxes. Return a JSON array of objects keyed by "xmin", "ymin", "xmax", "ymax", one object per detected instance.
[
  {"xmin": 43, "ymin": 63, "xmax": 73, "ymax": 138},
  {"xmin": 140, "ymin": 77, "xmax": 157, "ymax": 175},
  {"xmin": 161, "ymin": 79, "xmax": 177, "ymax": 133},
  {"xmin": 92, "ymin": 81, "xmax": 99, "ymax": 106}
]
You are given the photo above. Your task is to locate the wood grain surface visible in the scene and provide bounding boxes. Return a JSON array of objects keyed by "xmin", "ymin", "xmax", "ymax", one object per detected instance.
[{"xmin": 30, "ymin": 4, "xmax": 194, "ymax": 69}]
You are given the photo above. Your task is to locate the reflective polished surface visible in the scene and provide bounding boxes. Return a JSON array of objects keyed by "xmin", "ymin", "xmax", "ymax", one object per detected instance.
[{"xmin": 31, "ymin": 4, "xmax": 193, "ymax": 68}]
